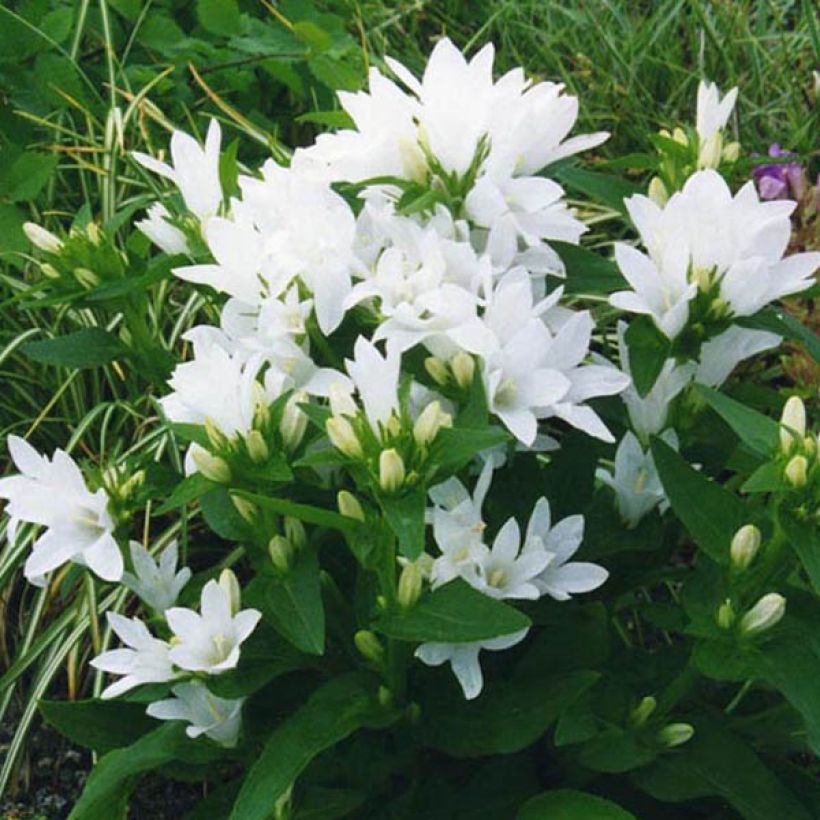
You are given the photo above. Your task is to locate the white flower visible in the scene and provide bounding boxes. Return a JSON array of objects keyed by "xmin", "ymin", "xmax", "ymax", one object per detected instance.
[
  {"xmin": 596, "ymin": 431, "xmax": 675, "ymax": 528},
  {"xmin": 696, "ymin": 80, "xmax": 738, "ymax": 142},
  {"xmin": 695, "ymin": 325, "xmax": 781, "ymax": 388},
  {"xmin": 133, "ymin": 119, "xmax": 222, "ymax": 221},
  {"xmin": 341, "ymin": 336, "xmax": 402, "ymax": 434},
  {"xmin": 522, "ymin": 497, "xmax": 608, "ymax": 601},
  {"xmin": 135, "ymin": 203, "xmax": 190, "ymax": 255},
  {"xmin": 614, "ymin": 321, "xmax": 695, "ymax": 439},
  {"xmin": 415, "ymin": 629, "xmax": 529, "ymax": 700},
  {"xmin": 220, "ymin": 287, "xmax": 313, "ymax": 352},
  {"xmin": 90, "ymin": 612, "xmax": 178, "ymax": 699},
  {"xmin": 121, "ymin": 540, "xmax": 191, "ymax": 613},
  {"xmin": 147, "ymin": 681, "xmax": 244, "ymax": 747},
  {"xmin": 0, "ymin": 436, "xmax": 121, "ymax": 586},
  {"xmin": 610, "ymin": 171, "xmax": 820, "ymax": 340},
  {"xmin": 165, "ymin": 579, "xmax": 261, "ymax": 674}
]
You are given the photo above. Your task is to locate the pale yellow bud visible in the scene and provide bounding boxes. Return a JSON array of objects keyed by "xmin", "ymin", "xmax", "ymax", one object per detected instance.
[
  {"xmin": 784, "ymin": 455, "xmax": 808, "ymax": 488},
  {"xmin": 23, "ymin": 222, "xmax": 63, "ymax": 253},
  {"xmin": 658, "ymin": 128, "xmax": 671, "ymax": 139},
  {"xmin": 397, "ymin": 561, "xmax": 423, "ymax": 608},
  {"xmin": 204, "ymin": 417, "xmax": 230, "ymax": 451},
  {"xmin": 379, "ymin": 448, "xmax": 405, "ymax": 493},
  {"xmin": 245, "ymin": 429, "xmax": 269, "ymax": 464},
  {"xmin": 284, "ymin": 516, "xmax": 306, "ymax": 550},
  {"xmin": 630, "ymin": 695, "xmax": 657, "ymax": 727},
  {"xmin": 218, "ymin": 568, "xmax": 241, "ymax": 615},
  {"xmin": 40, "ymin": 263, "xmax": 61, "ymax": 279},
  {"xmin": 413, "ymin": 401, "xmax": 449, "ymax": 447},
  {"xmin": 730, "ymin": 524, "xmax": 761, "ymax": 571},
  {"xmin": 354, "ymin": 629, "xmax": 384, "ymax": 664},
  {"xmin": 326, "ymin": 417, "xmax": 363, "ymax": 459},
  {"xmin": 268, "ymin": 535, "xmax": 292, "ymax": 573},
  {"xmin": 779, "ymin": 396, "xmax": 806, "ymax": 453},
  {"xmin": 740, "ymin": 593, "xmax": 786, "ymax": 636},
  {"xmin": 192, "ymin": 448, "xmax": 231, "ymax": 483},
  {"xmin": 280, "ymin": 391, "xmax": 308, "ymax": 451},
  {"xmin": 85, "ymin": 222, "xmax": 102, "ymax": 245},
  {"xmin": 450, "ymin": 352, "xmax": 475, "ymax": 389},
  {"xmin": 722, "ymin": 140, "xmax": 740, "ymax": 162},
  {"xmin": 231, "ymin": 494, "xmax": 257, "ymax": 524},
  {"xmin": 648, "ymin": 176, "xmax": 668, "ymax": 206},
  {"xmin": 337, "ymin": 490, "xmax": 365, "ymax": 522},
  {"xmin": 378, "ymin": 685, "xmax": 393, "ymax": 707},
  {"xmin": 672, "ymin": 127, "xmax": 688, "ymax": 146},
  {"xmin": 657, "ymin": 722, "xmax": 694, "ymax": 748},
  {"xmin": 716, "ymin": 598, "xmax": 735, "ymax": 629},
  {"xmin": 385, "ymin": 414, "xmax": 402, "ymax": 437},
  {"xmin": 698, "ymin": 132, "xmax": 723, "ymax": 169},
  {"xmin": 424, "ymin": 356, "xmax": 449, "ymax": 387},
  {"xmin": 74, "ymin": 267, "xmax": 100, "ymax": 289}
]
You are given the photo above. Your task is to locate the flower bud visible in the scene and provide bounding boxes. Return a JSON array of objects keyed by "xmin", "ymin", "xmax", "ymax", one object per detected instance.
[
  {"xmin": 354, "ymin": 629, "xmax": 384, "ymax": 664},
  {"xmin": 630, "ymin": 695, "xmax": 657, "ymax": 727},
  {"xmin": 329, "ymin": 382, "xmax": 357, "ymax": 417},
  {"xmin": 218, "ymin": 568, "xmax": 241, "ymax": 615},
  {"xmin": 784, "ymin": 455, "xmax": 808, "ymax": 488},
  {"xmin": 648, "ymin": 176, "xmax": 668, "ymax": 206},
  {"xmin": 424, "ymin": 356, "xmax": 449, "ymax": 386},
  {"xmin": 326, "ymin": 417, "xmax": 363, "ymax": 459},
  {"xmin": 716, "ymin": 598, "xmax": 735, "ymax": 629},
  {"xmin": 205, "ymin": 417, "xmax": 230, "ymax": 452},
  {"xmin": 698, "ymin": 133, "xmax": 723, "ymax": 169},
  {"xmin": 24, "ymin": 222, "xmax": 63, "ymax": 253},
  {"xmin": 86, "ymin": 222, "xmax": 102, "ymax": 245},
  {"xmin": 192, "ymin": 448, "xmax": 232, "ymax": 483},
  {"xmin": 804, "ymin": 435, "xmax": 817, "ymax": 457},
  {"xmin": 657, "ymin": 722, "xmax": 694, "ymax": 748},
  {"xmin": 379, "ymin": 448, "xmax": 406, "ymax": 493},
  {"xmin": 730, "ymin": 524, "xmax": 761, "ymax": 571},
  {"xmin": 252, "ymin": 389, "xmax": 271, "ymax": 431},
  {"xmin": 672, "ymin": 127, "xmax": 688, "ymax": 146},
  {"xmin": 413, "ymin": 401, "xmax": 451, "ymax": 447},
  {"xmin": 40, "ymin": 263, "xmax": 61, "ymax": 279},
  {"xmin": 284, "ymin": 516, "xmax": 306, "ymax": 551},
  {"xmin": 280, "ymin": 392, "xmax": 308, "ymax": 451},
  {"xmin": 231, "ymin": 494, "xmax": 257, "ymax": 524},
  {"xmin": 337, "ymin": 490, "xmax": 365, "ymax": 521},
  {"xmin": 397, "ymin": 561, "xmax": 423, "ymax": 608},
  {"xmin": 740, "ymin": 593, "xmax": 785, "ymax": 636},
  {"xmin": 450, "ymin": 352, "xmax": 475, "ymax": 389},
  {"xmin": 779, "ymin": 396, "xmax": 806, "ymax": 453},
  {"xmin": 268, "ymin": 535, "xmax": 292, "ymax": 573},
  {"xmin": 74, "ymin": 267, "xmax": 101, "ymax": 289},
  {"xmin": 722, "ymin": 140, "xmax": 740, "ymax": 162},
  {"xmin": 378, "ymin": 685, "xmax": 393, "ymax": 707},
  {"xmin": 245, "ymin": 429, "xmax": 269, "ymax": 464}
]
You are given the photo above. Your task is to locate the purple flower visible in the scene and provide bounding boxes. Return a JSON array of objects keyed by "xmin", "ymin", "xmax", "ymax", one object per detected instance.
[{"xmin": 752, "ymin": 143, "xmax": 806, "ymax": 201}]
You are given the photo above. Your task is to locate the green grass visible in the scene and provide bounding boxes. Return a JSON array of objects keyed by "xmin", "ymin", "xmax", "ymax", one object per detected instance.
[{"xmin": 0, "ymin": 0, "xmax": 816, "ymax": 803}]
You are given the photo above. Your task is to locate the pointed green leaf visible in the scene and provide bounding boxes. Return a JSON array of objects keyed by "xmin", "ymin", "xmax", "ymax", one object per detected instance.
[
  {"xmin": 696, "ymin": 384, "xmax": 778, "ymax": 457},
  {"xmin": 624, "ymin": 317, "xmax": 671, "ymax": 396},
  {"xmin": 22, "ymin": 328, "xmax": 128, "ymax": 369},
  {"xmin": 517, "ymin": 789, "xmax": 636, "ymax": 819},
  {"xmin": 379, "ymin": 486, "xmax": 426, "ymax": 559}
]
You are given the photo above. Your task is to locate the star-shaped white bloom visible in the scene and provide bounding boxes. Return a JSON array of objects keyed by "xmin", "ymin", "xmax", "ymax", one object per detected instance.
[
  {"xmin": 146, "ymin": 681, "xmax": 244, "ymax": 747},
  {"xmin": 165, "ymin": 579, "xmax": 261, "ymax": 675},
  {"xmin": 596, "ymin": 431, "xmax": 674, "ymax": 529},
  {"xmin": 91, "ymin": 612, "xmax": 178, "ymax": 699},
  {"xmin": 696, "ymin": 80, "xmax": 738, "ymax": 142},
  {"xmin": 0, "ymin": 436, "xmax": 121, "ymax": 586},
  {"xmin": 695, "ymin": 325, "xmax": 781, "ymax": 388},
  {"xmin": 133, "ymin": 119, "xmax": 222, "ymax": 222},
  {"xmin": 135, "ymin": 203, "xmax": 190, "ymax": 255},
  {"xmin": 341, "ymin": 336, "xmax": 402, "ymax": 435},
  {"xmin": 121, "ymin": 540, "xmax": 191, "ymax": 613}
]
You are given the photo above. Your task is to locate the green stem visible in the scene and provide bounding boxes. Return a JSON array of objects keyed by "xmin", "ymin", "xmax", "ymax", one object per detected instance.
[{"xmin": 85, "ymin": 572, "xmax": 101, "ymax": 656}]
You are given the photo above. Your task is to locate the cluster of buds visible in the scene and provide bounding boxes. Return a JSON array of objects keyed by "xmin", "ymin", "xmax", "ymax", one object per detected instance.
[
  {"xmin": 717, "ymin": 592, "xmax": 786, "ymax": 636},
  {"xmin": 424, "ymin": 352, "xmax": 476, "ymax": 392},
  {"xmin": 628, "ymin": 695, "xmax": 694, "ymax": 750},
  {"xmin": 268, "ymin": 517, "xmax": 307, "ymax": 574},
  {"xmin": 24, "ymin": 220, "xmax": 127, "ymax": 293},
  {"xmin": 778, "ymin": 396, "xmax": 817, "ymax": 491}
]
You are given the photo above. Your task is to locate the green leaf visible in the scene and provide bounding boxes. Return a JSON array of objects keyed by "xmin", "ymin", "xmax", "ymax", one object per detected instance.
[
  {"xmin": 552, "ymin": 164, "xmax": 641, "ymax": 214},
  {"xmin": 741, "ymin": 308, "xmax": 820, "ymax": 363},
  {"xmin": 379, "ymin": 486, "xmax": 426, "ymax": 560},
  {"xmin": 40, "ymin": 699, "xmax": 154, "ymax": 755},
  {"xmin": 741, "ymin": 461, "xmax": 783, "ymax": 494},
  {"xmin": 154, "ymin": 472, "xmax": 216, "ymax": 515},
  {"xmin": 200, "ymin": 486, "xmax": 252, "ymax": 541},
  {"xmin": 552, "ymin": 241, "xmax": 626, "ymax": 295},
  {"xmin": 780, "ymin": 515, "xmax": 820, "ymax": 596},
  {"xmin": 0, "ymin": 203, "xmax": 27, "ymax": 257},
  {"xmin": 259, "ymin": 549, "xmax": 325, "ymax": 655},
  {"xmin": 22, "ymin": 328, "xmax": 128, "ymax": 369},
  {"xmin": 375, "ymin": 578, "xmax": 530, "ymax": 643},
  {"xmin": 237, "ymin": 490, "xmax": 353, "ymax": 533},
  {"xmin": 429, "ymin": 426, "xmax": 508, "ymax": 474},
  {"xmin": 651, "ymin": 437, "xmax": 746, "ymax": 564},
  {"xmin": 0, "ymin": 151, "xmax": 59, "ymax": 202},
  {"xmin": 517, "ymin": 789, "xmax": 637, "ymax": 819},
  {"xmin": 695, "ymin": 385, "xmax": 778, "ymax": 458},
  {"xmin": 624, "ymin": 316, "xmax": 670, "ymax": 397},
  {"xmin": 196, "ymin": 0, "xmax": 241, "ymax": 36},
  {"xmin": 229, "ymin": 675, "xmax": 392, "ymax": 820},
  {"xmin": 418, "ymin": 670, "xmax": 597, "ymax": 758},
  {"xmin": 634, "ymin": 716, "xmax": 812, "ymax": 820}
]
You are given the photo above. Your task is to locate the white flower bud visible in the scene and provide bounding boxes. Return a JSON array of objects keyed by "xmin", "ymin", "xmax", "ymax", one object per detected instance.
[
  {"xmin": 86, "ymin": 222, "xmax": 102, "ymax": 246},
  {"xmin": 268, "ymin": 535, "xmax": 292, "ymax": 573},
  {"xmin": 672, "ymin": 127, "xmax": 688, "ymax": 146},
  {"xmin": 780, "ymin": 396, "xmax": 806, "ymax": 453},
  {"xmin": 722, "ymin": 140, "xmax": 740, "ymax": 162},
  {"xmin": 280, "ymin": 392, "xmax": 308, "ymax": 451},
  {"xmin": 784, "ymin": 455, "xmax": 808, "ymax": 488},
  {"xmin": 648, "ymin": 176, "xmax": 668, "ymax": 206},
  {"xmin": 730, "ymin": 524, "xmax": 761, "ymax": 571},
  {"xmin": 413, "ymin": 401, "xmax": 450, "ymax": 447},
  {"xmin": 657, "ymin": 722, "xmax": 694, "ymax": 748},
  {"xmin": 326, "ymin": 417, "xmax": 363, "ymax": 459},
  {"xmin": 283, "ymin": 517, "xmax": 306, "ymax": 551},
  {"xmin": 231, "ymin": 494, "xmax": 257, "ymax": 524},
  {"xmin": 24, "ymin": 222, "xmax": 63, "ymax": 253},
  {"xmin": 40, "ymin": 263, "xmax": 61, "ymax": 279},
  {"xmin": 329, "ymin": 382, "xmax": 357, "ymax": 417},
  {"xmin": 424, "ymin": 356, "xmax": 449, "ymax": 386},
  {"xmin": 630, "ymin": 695, "xmax": 657, "ymax": 727},
  {"xmin": 245, "ymin": 429, "xmax": 269, "ymax": 464},
  {"xmin": 218, "ymin": 568, "xmax": 241, "ymax": 615},
  {"xmin": 204, "ymin": 417, "xmax": 229, "ymax": 453},
  {"xmin": 740, "ymin": 592, "xmax": 785, "ymax": 636},
  {"xmin": 337, "ymin": 490, "xmax": 365, "ymax": 521},
  {"xmin": 698, "ymin": 132, "xmax": 723, "ymax": 169},
  {"xmin": 450, "ymin": 352, "xmax": 475, "ymax": 389},
  {"xmin": 379, "ymin": 448, "xmax": 406, "ymax": 493},
  {"xmin": 354, "ymin": 629, "xmax": 384, "ymax": 664},
  {"xmin": 192, "ymin": 449, "xmax": 232, "ymax": 483},
  {"xmin": 74, "ymin": 267, "xmax": 100, "ymax": 289},
  {"xmin": 397, "ymin": 561, "xmax": 423, "ymax": 608}
]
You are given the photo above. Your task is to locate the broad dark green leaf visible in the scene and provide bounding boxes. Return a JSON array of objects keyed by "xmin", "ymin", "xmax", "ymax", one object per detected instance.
[
  {"xmin": 430, "ymin": 426, "xmax": 508, "ymax": 474},
  {"xmin": 1, "ymin": 151, "xmax": 59, "ymax": 202},
  {"xmin": 780, "ymin": 515, "xmax": 820, "ymax": 596},
  {"xmin": 40, "ymin": 699, "xmax": 154, "ymax": 754},
  {"xmin": 696, "ymin": 385, "xmax": 778, "ymax": 458},
  {"xmin": 624, "ymin": 317, "xmax": 671, "ymax": 397},
  {"xmin": 229, "ymin": 675, "xmax": 393, "ymax": 820},
  {"xmin": 517, "ymin": 789, "xmax": 636, "ymax": 819},
  {"xmin": 22, "ymin": 328, "xmax": 128, "ymax": 369},
  {"xmin": 200, "ymin": 486, "xmax": 252, "ymax": 541},
  {"xmin": 375, "ymin": 579, "xmax": 530, "ymax": 643},
  {"xmin": 651, "ymin": 437, "xmax": 746, "ymax": 564},
  {"xmin": 553, "ymin": 164, "xmax": 641, "ymax": 214},
  {"xmin": 578, "ymin": 730, "xmax": 657, "ymax": 773},
  {"xmin": 154, "ymin": 472, "xmax": 216, "ymax": 515},
  {"xmin": 417, "ymin": 670, "xmax": 598, "ymax": 757},
  {"xmin": 741, "ymin": 461, "xmax": 783, "ymax": 494},
  {"xmin": 196, "ymin": 0, "xmax": 241, "ymax": 35},
  {"xmin": 379, "ymin": 486, "xmax": 426, "ymax": 560},
  {"xmin": 552, "ymin": 241, "xmax": 626, "ymax": 295}
]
